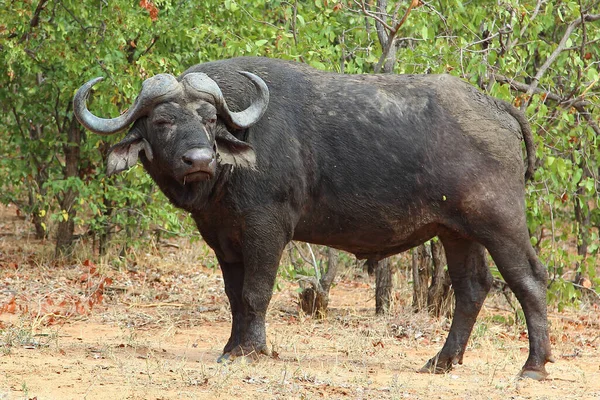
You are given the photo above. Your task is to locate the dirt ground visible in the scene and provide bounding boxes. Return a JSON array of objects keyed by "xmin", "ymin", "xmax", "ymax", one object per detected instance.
[{"xmin": 1, "ymin": 203, "xmax": 599, "ymax": 400}]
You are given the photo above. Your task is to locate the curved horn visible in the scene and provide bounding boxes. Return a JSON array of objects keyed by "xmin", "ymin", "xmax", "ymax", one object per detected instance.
[
  {"xmin": 182, "ymin": 71, "xmax": 269, "ymax": 129},
  {"xmin": 73, "ymin": 74, "xmax": 182, "ymax": 135}
]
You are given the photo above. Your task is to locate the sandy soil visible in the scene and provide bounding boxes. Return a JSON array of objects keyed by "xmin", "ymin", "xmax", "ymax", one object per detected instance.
[{"xmin": 0, "ymin": 203, "xmax": 599, "ymax": 399}]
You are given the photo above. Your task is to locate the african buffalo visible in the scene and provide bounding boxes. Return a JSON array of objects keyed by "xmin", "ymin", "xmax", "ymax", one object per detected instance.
[{"xmin": 73, "ymin": 57, "xmax": 553, "ymax": 380}]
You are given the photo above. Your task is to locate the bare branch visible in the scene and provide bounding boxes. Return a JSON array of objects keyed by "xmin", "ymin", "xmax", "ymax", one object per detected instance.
[
  {"xmin": 464, "ymin": 32, "xmax": 500, "ymax": 48},
  {"xmin": 320, "ymin": 248, "xmax": 338, "ymax": 292},
  {"xmin": 574, "ymin": 104, "xmax": 600, "ymax": 137},
  {"xmin": 238, "ymin": 1, "xmax": 279, "ymax": 29},
  {"xmin": 292, "ymin": 0, "xmax": 299, "ymax": 47},
  {"xmin": 352, "ymin": 0, "xmax": 395, "ymax": 32},
  {"xmin": 10, "ymin": 106, "xmax": 26, "ymax": 137},
  {"xmin": 578, "ymin": 0, "xmax": 588, "ymax": 61},
  {"xmin": 492, "ymin": 73, "xmax": 591, "ymax": 108},
  {"xmin": 290, "ymin": 241, "xmax": 316, "ymax": 268},
  {"xmin": 15, "ymin": 0, "xmax": 49, "ymax": 43},
  {"xmin": 583, "ymin": 0, "xmax": 600, "ymax": 14},
  {"xmin": 563, "ymin": 37, "xmax": 600, "ymax": 51},
  {"xmin": 53, "ymin": 85, "xmax": 62, "ymax": 132},
  {"xmin": 136, "ymin": 36, "xmax": 159, "ymax": 61},
  {"xmin": 374, "ymin": 0, "xmax": 420, "ymax": 73},
  {"xmin": 339, "ymin": 30, "xmax": 346, "ymax": 73},
  {"xmin": 30, "ymin": 0, "xmax": 49, "ymax": 29},
  {"xmin": 393, "ymin": 0, "xmax": 419, "ymax": 35},
  {"xmin": 523, "ymin": 12, "xmax": 600, "ymax": 108},
  {"xmin": 508, "ymin": 0, "xmax": 543, "ymax": 51},
  {"xmin": 305, "ymin": 243, "xmax": 320, "ymax": 281},
  {"xmin": 296, "ymin": 275, "xmax": 320, "ymax": 289},
  {"xmin": 289, "ymin": 0, "xmax": 307, "ymax": 64},
  {"xmin": 61, "ymin": 93, "xmax": 73, "ymax": 134},
  {"xmin": 421, "ymin": 1, "xmax": 447, "ymax": 26},
  {"xmin": 58, "ymin": 1, "xmax": 88, "ymax": 32},
  {"xmin": 375, "ymin": 0, "xmax": 390, "ymax": 47},
  {"xmin": 492, "ymin": 73, "xmax": 599, "ymax": 137},
  {"xmin": 571, "ymin": 281, "xmax": 600, "ymax": 301}
]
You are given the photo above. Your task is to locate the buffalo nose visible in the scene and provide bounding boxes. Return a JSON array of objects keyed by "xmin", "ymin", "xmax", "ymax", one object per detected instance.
[{"xmin": 182, "ymin": 148, "xmax": 215, "ymax": 169}]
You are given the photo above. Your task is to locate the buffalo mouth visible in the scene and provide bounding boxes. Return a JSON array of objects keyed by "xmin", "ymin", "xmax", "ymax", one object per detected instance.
[{"xmin": 183, "ymin": 169, "xmax": 214, "ymax": 184}]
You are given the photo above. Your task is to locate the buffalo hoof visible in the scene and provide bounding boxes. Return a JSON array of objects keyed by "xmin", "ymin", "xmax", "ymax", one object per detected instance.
[
  {"xmin": 217, "ymin": 346, "xmax": 269, "ymax": 364},
  {"xmin": 518, "ymin": 367, "xmax": 549, "ymax": 381},
  {"xmin": 217, "ymin": 353, "xmax": 253, "ymax": 365},
  {"xmin": 418, "ymin": 359, "xmax": 452, "ymax": 374},
  {"xmin": 418, "ymin": 353, "xmax": 460, "ymax": 374},
  {"xmin": 518, "ymin": 353, "xmax": 554, "ymax": 380},
  {"xmin": 231, "ymin": 344, "xmax": 270, "ymax": 359},
  {"xmin": 217, "ymin": 352, "xmax": 232, "ymax": 364}
]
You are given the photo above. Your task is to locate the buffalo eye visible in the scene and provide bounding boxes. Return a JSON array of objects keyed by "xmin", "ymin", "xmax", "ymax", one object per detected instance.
[
  {"xmin": 153, "ymin": 117, "xmax": 173, "ymax": 127},
  {"xmin": 205, "ymin": 117, "xmax": 217, "ymax": 124}
]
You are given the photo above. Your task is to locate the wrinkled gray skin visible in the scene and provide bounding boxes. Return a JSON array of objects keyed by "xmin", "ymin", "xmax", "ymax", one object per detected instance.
[{"xmin": 74, "ymin": 57, "xmax": 553, "ymax": 380}]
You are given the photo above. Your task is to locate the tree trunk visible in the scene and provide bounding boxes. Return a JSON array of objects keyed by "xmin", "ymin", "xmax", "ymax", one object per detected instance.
[
  {"xmin": 412, "ymin": 244, "xmax": 431, "ymax": 312},
  {"xmin": 98, "ymin": 142, "xmax": 114, "ymax": 257},
  {"xmin": 573, "ymin": 162, "xmax": 591, "ymax": 285},
  {"xmin": 299, "ymin": 283, "xmax": 333, "ymax": 318},
  {"xmin": 299, "ymin": 246, "xmax": 338, "ymax": 318},
  {"xmin": 27, "ymin": 122, "xmax": 48, "ymax": 240},
  {"xmin": 413, "ymin": 241, "xmax": 454, "ymax": 316},
  {"xmin": 375, "ymin": 258, "xmax": 393, "ymax": 315},
  {"xmin": 374, "ymin": 0, "xmax": 398, "ymax": 74},
  {"xmin": 55, "ymin": 201, "xmax": 75, "ymax": 256},
  {"xmin": 55, "ymin": 119, "xmax": 82, "ymax": 257},
  {"xmin": 365, "ymin": 258, "xmax": 376, "ymax": 276},
  {"xmin": 28, "ymin": 185, "xmax": 47, "ymax": 240},
  {"xmin": 98, "ymin": 196, "xmax": 113, "ymax": 257},
  {"xmin": 427, "ymin": 240, "xmax": 453, "ymax": 317}
]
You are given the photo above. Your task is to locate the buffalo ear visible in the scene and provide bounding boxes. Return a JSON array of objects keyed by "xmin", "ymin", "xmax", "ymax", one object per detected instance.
[
  {"xmin": 106, "ymin": 124, "xmax": 154, "ymax": 176},
  {"xmin": 215, "ymin": 129, "xmax": 256, "ymax": 169}
]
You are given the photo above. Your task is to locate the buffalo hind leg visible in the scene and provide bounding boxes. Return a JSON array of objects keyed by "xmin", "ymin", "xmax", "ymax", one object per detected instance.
[
  {"xmin": 420, "ymin": 236, "xmax": 492, "ymax": 374},
  {"xmin": 485, "ymin": 238, "xmax": 554, "ymax": 379}
]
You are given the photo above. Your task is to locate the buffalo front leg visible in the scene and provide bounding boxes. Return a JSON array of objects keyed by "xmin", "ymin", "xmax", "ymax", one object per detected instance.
[
  {"xmin": 228, "ymin": 213, "xmax": 290, "ymax": 359},
  {"xmin": 420, "ymin": 236, "xmax": 492, "ymax": 374},
  {"xmin": 217, "ymin": 260, "xmax": 245, "ymax": 363}
]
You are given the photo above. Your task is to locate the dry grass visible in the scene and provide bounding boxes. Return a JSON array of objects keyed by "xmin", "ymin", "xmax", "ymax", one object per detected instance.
[{"xmin": 1, "ymin": 204, "xmax": 599, "ymax": 399}]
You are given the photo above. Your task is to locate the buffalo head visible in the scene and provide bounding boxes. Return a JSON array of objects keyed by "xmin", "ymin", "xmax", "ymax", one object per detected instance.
[{"xmin": 73, "ymin": 71, "xmax": 269, "ymax": 184}]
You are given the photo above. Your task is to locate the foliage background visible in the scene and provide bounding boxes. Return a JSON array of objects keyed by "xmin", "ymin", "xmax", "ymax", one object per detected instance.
[{"xmin": 0, "ymin": 0, "xmax": 598, "ymax": 307}]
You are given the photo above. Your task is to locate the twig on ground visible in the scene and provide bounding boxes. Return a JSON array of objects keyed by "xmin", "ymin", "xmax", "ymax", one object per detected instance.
[{"xmin": 123, "ymin": 302, "xmax": 188, "ymax": 308}]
